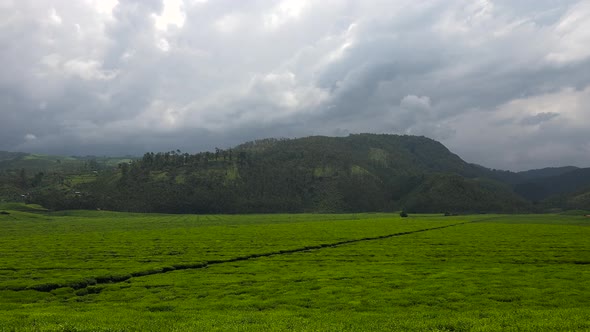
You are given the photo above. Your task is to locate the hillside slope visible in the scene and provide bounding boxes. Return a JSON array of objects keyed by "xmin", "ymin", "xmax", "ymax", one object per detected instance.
[
  {"xmin": 514, "ymin": 168, "xmax": 590, "ymax": 201},
  {"xmin": 20, "ymin": 134, "xmax": 528, "ymax": 213},
  {"xmin": 517, "ymin": 166, "xmax": 579, "ymax": 181},
  {"xmin": 0, "ymin": 151, "xmax": 134, "ymax": 173},
  {"xmin": 3, "ymin": 134, "xmax": 585, "ymax": 213},
  {"xmin": 402, "ymin": 174, "xmax": 531, "ymax": 213}
]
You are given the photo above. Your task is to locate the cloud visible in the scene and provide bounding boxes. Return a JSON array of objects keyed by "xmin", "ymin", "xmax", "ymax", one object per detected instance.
[
  {"xmin": 520, "ymin": 112, "xmax": 560, "ymax": 126},
  {"xmin": 447, "ymin": 86, "xmax": 590, "ymax": 171},
  {"xmin": 400, "ymin": 95, "xmax": 432, "ymax": 112},
  {"xmin": 546, "ymin": 1, "xmax": 590, "ymax": 64},
  {"xmin": 153, "ymin": 0, "xmax": 186, "ymax": 31},
  {"xmin": 63, "ymin": 59, "xmax": 119, "ymax": 80},
  {"xmin": 0, "ymin": 0, "xmax": 589, "ymax": 170}
]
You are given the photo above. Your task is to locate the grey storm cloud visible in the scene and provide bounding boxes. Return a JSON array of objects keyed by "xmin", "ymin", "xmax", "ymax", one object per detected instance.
[
  {"xmin": 1, "ymin": 0, "xmax": 589, "ymax": 170},
  {"xmin": 520, "ymin": 112, "xmax": 560, "ymax": 126}
]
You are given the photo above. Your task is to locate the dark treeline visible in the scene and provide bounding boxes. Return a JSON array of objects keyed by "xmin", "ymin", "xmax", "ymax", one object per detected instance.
[
  {"xmin": 21, "ymin": 135, "xmax": 531, "ymax": 213},
  {"xmin": 2, "ymin": 134, "xmax": 587, "ymax": 214}
]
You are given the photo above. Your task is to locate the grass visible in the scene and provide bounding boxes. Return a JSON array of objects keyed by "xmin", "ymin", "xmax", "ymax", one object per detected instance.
[
  {"xmin": 0, "ymin": 211, "xmax": 464, "ymax": 290},
  {"xmin": 0, "ymin": 154, "xmax": 134, "ymax": 173},
  {"xmin": 65, "ymin": 174, "xmax": 98, "ymax": 186},
  {"xmin": 0, "ymin": 203, "xmax": 48, "ymax": 212},
  {"xmin": 23, "ymin": 154, "xmax": 77, "ymax": 162},
  {"xmin": 4, "ymin": 155, "xmax": 82, "ymax": 173},
  {"xmin": 0, "ymin": 210, "xmax": 588, "ymax": 331}
]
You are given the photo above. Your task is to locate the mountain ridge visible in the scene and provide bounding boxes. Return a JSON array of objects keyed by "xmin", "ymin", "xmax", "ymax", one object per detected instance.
[{"xmin": 0, "ymin": 134, "xmax": 587, "ymax": 213}]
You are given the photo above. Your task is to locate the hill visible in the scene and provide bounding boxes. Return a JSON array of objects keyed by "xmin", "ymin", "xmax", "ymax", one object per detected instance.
[
  {"xmin": 1, "ymin": 134, "xmax": 586, "ymax": 213},
  {"xmin": 402, "ymin": 174, "xmax": 530, "ymax": 213},
  {"xmin": 514, "ymin": 168, "xmax": 590, "ymax": 202},
  {"xmin": 0, "ymin": 151, "xmax": 134, "ymax": 173},
  {"xmin": 0, "ymin": 151, "xmax": 27, "ymax": 162},
  {"xmin": 542, "ymin": 186, "xmax": 590, "ymax": 211},
  {"xmin": 516, "ymin": 166, "xmax": 579, "ymax": 181},
  {"xmin": 18, "ymin": 134, "xmax": 530, "ymax": 213}
]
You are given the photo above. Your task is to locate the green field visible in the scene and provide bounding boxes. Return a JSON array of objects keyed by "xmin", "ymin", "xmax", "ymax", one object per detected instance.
[{"xmin": 0, "ymin": 206, "xmax": 589, "ymax": 331}]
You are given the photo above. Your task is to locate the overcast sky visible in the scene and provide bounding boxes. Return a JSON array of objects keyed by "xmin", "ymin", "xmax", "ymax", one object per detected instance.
[{"xmin": 1, "ymin": 0, "xmax": 589, "ymax": 170}]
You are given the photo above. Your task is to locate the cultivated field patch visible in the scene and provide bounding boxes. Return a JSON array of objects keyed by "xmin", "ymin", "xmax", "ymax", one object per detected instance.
[{"xmin": 0, "ymin": 211, "xmax": 588, "ymax": 331}]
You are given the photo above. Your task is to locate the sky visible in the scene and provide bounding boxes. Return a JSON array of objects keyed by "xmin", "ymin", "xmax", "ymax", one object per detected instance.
[{"xmin": 1, "ymin": 0, "xmax": 589, "ymax": 171}]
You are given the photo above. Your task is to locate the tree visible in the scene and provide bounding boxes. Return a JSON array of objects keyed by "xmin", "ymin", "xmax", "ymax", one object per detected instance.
[
  {"xmin": 18, "ymin": 169, "xmax": 27, "ymax": 189},
  {"xmin": 32, "ymin": 172, "xmax": 44, "ymax": 187},
  {"xmin": 87, "ymin": 159, "xmax": 99, "ymax": 171}
]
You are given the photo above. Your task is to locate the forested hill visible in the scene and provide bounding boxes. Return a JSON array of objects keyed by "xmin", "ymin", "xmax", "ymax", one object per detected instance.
[
  {"xmin": 514, "ymin": 168, "xmax": 590, "ymax": 202},
  {"xmin": 233, "ymin": 135, "xmax": 486, "ymax": 177},
  {"xmin": 6, "ymin": 134, "xmax": 534, "ymax": 214},
  {"xmin": 0, "ymin": 152, "xmax": 133, "ymax": 172}
]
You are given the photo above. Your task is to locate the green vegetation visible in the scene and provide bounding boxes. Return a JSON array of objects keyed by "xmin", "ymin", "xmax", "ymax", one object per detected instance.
[
  {"xmin": 0, "ymin": 209, "xmax": 588, "ymax": 331},
  {"xmin": 0, "ymin": 134, "xmax": 535, "ymax": 214},
  {"xmin": 515, "ymin": 168, "xmax": 590, "ymax": 202},
  {"xmin": 0, "ymin": 152, "xmax": 134, "ymax": 173},
  {"xmin": 544, "ymin": 188, "xmax": 590, "ymax": 211},
  {"xmin": 0, "ymin": 209, "xmax": 463, "ymax": 291},
  {"xmin": 0, "ymin": 134, "xmax": 588, "ymax": 214},
  {"xmin": 402, "ymin": 174, "xmax": 529, "ymax": 213}
]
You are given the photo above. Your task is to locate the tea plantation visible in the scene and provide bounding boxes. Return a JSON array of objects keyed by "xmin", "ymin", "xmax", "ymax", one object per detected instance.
[{"xmin": 0, "ymin": 206, "xmax": 588, "ymax": 331}]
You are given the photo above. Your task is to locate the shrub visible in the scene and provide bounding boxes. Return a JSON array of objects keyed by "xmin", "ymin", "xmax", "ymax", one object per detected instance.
[
  {"xmin": 75, "ymin": 288, "xmax": 89, "ymax": 296},
  {"xmin": 29, "ymin": 283, "xmax": 61, "ymax": 292}
]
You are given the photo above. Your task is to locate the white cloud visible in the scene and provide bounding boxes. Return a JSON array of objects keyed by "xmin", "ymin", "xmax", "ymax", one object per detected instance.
[
  {"xmin": 264, "ymin": 0, "xmax": 309, "ymax": 30},
  {"xmin": 138, "ymin": 100, "xmax": 183, "ymax": 131},
  {"xmin": 48, "ymin": 7, "xmax": 62, "ymax": 25},
  {"xmin": 400, "ymin": 95, "xmax": 432, "ymax": 112},
  {"xmin": 214, "ymin": 14, "xmax": 242, "ymax": 33},
  {"xmin": 156, "ymin": 38, "xmax": 170, "ymax": 52},
  {"xmin": 85, "ymin": 0, "xmax": 118, "ymax": 17},
  {"xmin": 63, "ymin": 59, "xmax": 118, "ymax": 80},
  {"xmin": 497, "ymin": 86, "xmax": 589, "ymax": 127},
  {"xmin": 547, "ymin": 2, "xmax": 590, "ymax": 64},
  {"xmin": 153, "ymin": 0, "xmax": 186, "ymax": 31}
]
